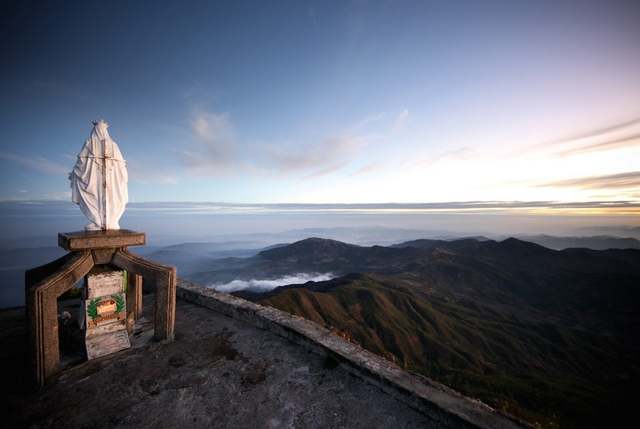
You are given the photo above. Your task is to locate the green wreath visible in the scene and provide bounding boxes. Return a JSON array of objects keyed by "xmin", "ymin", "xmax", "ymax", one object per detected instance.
[
  {"xmin": 111, "ymin": 294, "xmax": 125, "ymax": 313},
  {"xmin": 87, "ymin": 297, "xmax": 101, "ymax": 319},
  {"xmin": 87, "ymin": 295, "xmax": 124, "ymax": 321}
]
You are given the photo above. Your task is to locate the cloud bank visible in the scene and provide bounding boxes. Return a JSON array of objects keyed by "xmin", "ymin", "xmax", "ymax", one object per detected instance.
[{"xmin": 210, "ymin": 272, "xmax": 335, "ymax": 293}]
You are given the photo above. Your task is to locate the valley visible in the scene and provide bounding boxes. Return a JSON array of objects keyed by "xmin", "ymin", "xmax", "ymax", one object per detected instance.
[{"xmin": 195, "ymin": 237, "xmax": 640, "ymax": 429}]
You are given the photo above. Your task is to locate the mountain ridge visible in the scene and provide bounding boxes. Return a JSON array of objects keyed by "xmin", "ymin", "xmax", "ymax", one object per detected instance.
[{"xmin": 224, "ymin": 236, "xmax": 640, "ymax": 429}]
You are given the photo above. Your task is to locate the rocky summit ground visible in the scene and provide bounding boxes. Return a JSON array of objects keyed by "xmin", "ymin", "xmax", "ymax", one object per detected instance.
[{"xmin": 3, "ymin": 296, "xmax": 441, "ymax": 429}]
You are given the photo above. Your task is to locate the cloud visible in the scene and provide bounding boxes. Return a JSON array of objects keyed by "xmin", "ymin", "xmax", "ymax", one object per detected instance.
[
  {"xmin": 556, "ymin": 133, "xmax": 640, "ymax": 157},
  {"xmin": 407, "ymin": 146, "xmax": 479, "ymax": 170},
  {"xmin": 348, "ymin": 112, "xmax": 388, "ymax": 133},
  {"xmin": 554, "ymin": 117, "xmax": 640, "ymax": 144},
  {"xmin": 347, "ymin": 163, "xmax": 383, "ymax": 177},
  {"xmin": 0, "ymin": 151, "xmax": 69, "ymax": 176},
  {"xmin": 44, "ymin": 191, "xmax": 73, "ymax": 200},
  {"xmin": 252, "ymin": 110, "xmax": 407, "ymax": 179},
  {"xmin": 538, "ymin": 171, "xmax": 640, "ymax": 190},
  {"xmin": 126, "ymin": 200, "xmax": 640, "ymax": 214},
  {"xmin": 126, "ymin": 159, "xmax": 179, "ymax": 185},
  {"xmin": 257, "ymin": 135, "xmax": 365, "ymax": 178},
  {"xmin": 177, "ymin": 111, "xmax": 239, "ymax": 177},
  {"xmin": 394, "ymin": 109, "xmax": 409, "ymax": 130},
  {"xmin": 174, "ymin": 108, "xmax": 401, "ymax": 181},
  {"xmin": 513, "ymin": 117, "xmax": 640, "ymax": 159},
  {"xmin": 211, "ymin": 272, "xmax": 335, "ymax": 293},
  {"xmin": 433, "ymin": 147, "xmax": 478, "ymax": 162}
]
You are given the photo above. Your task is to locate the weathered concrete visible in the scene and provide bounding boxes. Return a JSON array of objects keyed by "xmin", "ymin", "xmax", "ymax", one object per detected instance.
[
  {"xmin": 3, "ymin": 288, "xmax": 532, "ymax": 429},
  {"xmin": 58, "ymin": 229, "xmax": 145, "ymax": 251},
  {"xmin": 25, "ymin": 250, "xmax": 95, "ymax": 387},
  {"xmin": 3, "ymin": 298, "xmax": 439, "ymax": 428}
]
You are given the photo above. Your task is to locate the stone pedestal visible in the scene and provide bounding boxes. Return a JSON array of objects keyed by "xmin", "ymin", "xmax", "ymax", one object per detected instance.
[
  {"xmin": 26, "ymin": 230, "xmax": 176, "ymax": 388},
  {"xmin": 81, "ymin": 266, "xmax": 131, "ymax": 360}
]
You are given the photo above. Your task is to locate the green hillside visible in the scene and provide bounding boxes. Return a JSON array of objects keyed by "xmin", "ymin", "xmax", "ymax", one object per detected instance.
[{"xmin": 260, "ymin": 271, "xmax": 640, "ymax": 429}]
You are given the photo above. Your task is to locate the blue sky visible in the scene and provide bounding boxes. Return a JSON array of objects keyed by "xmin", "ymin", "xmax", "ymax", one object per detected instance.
[{"xmin": 1, "ymin": 0, "xmax": 639, "ymax": 216}]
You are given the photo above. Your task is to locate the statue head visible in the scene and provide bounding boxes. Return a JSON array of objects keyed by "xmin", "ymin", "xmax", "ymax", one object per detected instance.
[
  {"xmin": 91, "ymin": 119, "xmax": 111, "ymax": 141},
  {"xmin": 92, "ymin": 119, "xmax": 109, "ymax": 128}
]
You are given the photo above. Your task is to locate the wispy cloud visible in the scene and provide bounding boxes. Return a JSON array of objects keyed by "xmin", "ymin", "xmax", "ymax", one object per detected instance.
[
  {"xmin": 347, "ymin": 163, "xmax": 383, "ymax": 178},
  {"xmin": 394, "ymin": 109, "xmax": 409, "ymax": 130},
  {"xmin": 407, "ymin": 146, "xmax": 479, "ymax": 170},
  {"xmin": 0, "ymin": 151, "xmax": 69, "ymax": 176},
  {"xmin": 538, "ymin": 171, "xmax": 640, "ymax": 190},
  {"xmin": 44, "ymin": 191, "xmax": 72, "ymax": 200},
  {"xmin": 348, "ymin": 112, "xmax": 388, "ymax": 133},
  {"xmin": 556, "ymin": 134, "xmax": 640, "ymax": 157},
  {"xmin": 554, "ymin": 117, "xmax": 640, "ymax": 144},
  {"xmin": 174, "ymin": 108, "xmax": 405, "ymax": 181},
  {"xmin": 257, "ymin": 135, "xmax": 366, "ymax": 179},
  {"xmin": 126, "ymin": 159, "xmax": 180, "ymax": 185},
  {"xmin": 514, "ymin": 117, "xmax": 640, "ymax": 159},
  {"xmin": 253, "ymin": 110, "xmax": 408, "ymax": 179},
  {"xmin": 432, "ymin": 147, "xmax": 478, "ymax": 163},
  {"xmin": 125, "ymin": 200, "xmax": 640, "ymax": 213},
  {"xmin": 177, "ymin": 111, "xmax": 239, "ymax": 177}
]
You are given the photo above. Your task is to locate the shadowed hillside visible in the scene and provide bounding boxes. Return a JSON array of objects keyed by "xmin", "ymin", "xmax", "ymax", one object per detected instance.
[{"xmin": 230, "ymin": 237, "xmax": 640, "ymax": 429}]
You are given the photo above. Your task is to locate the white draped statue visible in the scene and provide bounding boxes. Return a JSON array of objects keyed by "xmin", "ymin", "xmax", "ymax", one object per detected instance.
[{"xmin": 70, "ymin": 119, "xmax": 128, "ymax": 230}]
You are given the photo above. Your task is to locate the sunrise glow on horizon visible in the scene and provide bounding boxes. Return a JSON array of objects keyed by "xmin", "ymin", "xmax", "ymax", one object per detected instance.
[{"xmin": 1, "ymin": 1, "xmax": 638, "ymax": 221}]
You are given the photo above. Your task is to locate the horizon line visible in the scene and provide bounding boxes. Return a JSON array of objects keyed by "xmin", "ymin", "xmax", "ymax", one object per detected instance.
[{"xmin": 2, "ymin": 199, "xmax": 639, "ymax": 214}]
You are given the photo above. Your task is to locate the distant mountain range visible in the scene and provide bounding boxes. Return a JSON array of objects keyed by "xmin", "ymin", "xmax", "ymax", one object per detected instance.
[
  {"xmin": 3, "ymin": 228, "xmax": 639, "ymax": 308},
  {"xmin": 227, "ymin": 237, "xmax": 640, "ymax": 342},
  {"xmin": 3, "ymin": 232, "xmax": 640, "ymax": 427},
  {"xmin": 218, "ymin": 237, "xmax": 640, "ymax": 429},
  {"xmin": 515, "ymin": 234, "xmax": 640, "ymax": 250}
]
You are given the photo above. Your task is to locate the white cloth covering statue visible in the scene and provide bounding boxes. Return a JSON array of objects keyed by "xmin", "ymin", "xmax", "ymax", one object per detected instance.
[{"xmin": 70, "ymin": 119, "xmax": 128, "ymax": 230}]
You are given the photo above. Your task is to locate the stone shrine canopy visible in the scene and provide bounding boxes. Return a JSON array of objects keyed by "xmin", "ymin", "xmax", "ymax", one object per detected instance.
[{"xmin": 25, "ymin": 229, "xmax": 176, "ymax": 388}]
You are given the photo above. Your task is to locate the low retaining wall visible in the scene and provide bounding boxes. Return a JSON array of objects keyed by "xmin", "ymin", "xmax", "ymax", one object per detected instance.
[{"xmin": 177, "ymin": 279, "xmax": 531, "ymax": 429}]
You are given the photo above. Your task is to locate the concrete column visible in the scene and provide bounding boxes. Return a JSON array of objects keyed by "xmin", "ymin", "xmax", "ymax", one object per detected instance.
[
  {"xmin": 112, "ymin": 249, "xmax": 177, "ymax": 342},
  {"xmin": 25, "ymin": 251, "xmax": 94, "ymax": 387}
]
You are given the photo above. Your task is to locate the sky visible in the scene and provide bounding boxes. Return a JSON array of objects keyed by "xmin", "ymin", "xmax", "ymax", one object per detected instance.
[{"xmin": 1, "ymin": 1, "xmax": 639, "ymax": 226}]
